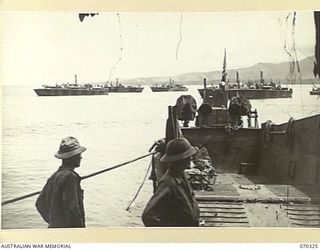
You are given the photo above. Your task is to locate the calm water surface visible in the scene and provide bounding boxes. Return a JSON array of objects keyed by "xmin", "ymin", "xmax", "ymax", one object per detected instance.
[{"xmin": 2, "ymin": 84, "xmax": 320, "ymax": 229}]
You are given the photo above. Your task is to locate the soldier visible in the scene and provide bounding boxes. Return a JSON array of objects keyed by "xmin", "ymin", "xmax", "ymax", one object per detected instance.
[
  {"xmin": 35, "ymin": 136, "xmax": 86, "ymax": 228},
  {"xmin": 142, "ymin": 138, "xmax": 200, "ymax": 227}
]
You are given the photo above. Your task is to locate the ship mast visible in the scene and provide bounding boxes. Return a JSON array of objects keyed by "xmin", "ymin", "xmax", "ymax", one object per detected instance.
[
  {"xmin": 221, "ymin": 48, "xmax": 227, "ymax": 83},
  {"xmin": 260, "ymin": 70, "xmax": 264, "ymax": 84},
  {"xmin": 236, "ymin": 70, "xmax": 240, "ymax": 88}
]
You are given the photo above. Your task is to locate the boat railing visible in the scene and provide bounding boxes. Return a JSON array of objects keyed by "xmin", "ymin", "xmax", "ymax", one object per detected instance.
[{"xmin": 42, "ymin": 85, "xmax": 62, "ymax": 89}]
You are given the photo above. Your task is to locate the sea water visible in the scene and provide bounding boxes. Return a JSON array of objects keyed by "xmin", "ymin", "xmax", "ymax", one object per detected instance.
[{"xmin": 2, "ymin": 84, "xmax": 320, "ymax": 229}]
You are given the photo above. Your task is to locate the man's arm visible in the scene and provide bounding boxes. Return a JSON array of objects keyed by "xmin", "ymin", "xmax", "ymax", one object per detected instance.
[
  {"xmin": 142, "ymin": 182, "xmax": 171, "ymax": 227},
  {"xmin": 35, "ymin": 182, "xmax": 50, "ymax": 223},
  {"xmin": 62, "ymin": 175, "xmax": 85, "ymax": 228}
]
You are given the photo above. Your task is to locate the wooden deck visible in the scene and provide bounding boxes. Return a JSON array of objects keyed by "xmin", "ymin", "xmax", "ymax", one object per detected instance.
[{"xmin": 195, "ymin": 173, "xmax": 320, "ymax": 228}]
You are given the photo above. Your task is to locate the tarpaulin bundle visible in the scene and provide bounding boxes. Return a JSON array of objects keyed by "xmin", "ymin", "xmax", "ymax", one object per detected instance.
[
  {"xmin": 228, "ymin": 96, "xmax": 252, "ymax": 116},
  {"xmin": 175, "ymin": 95, "xmax": 197, "ymax": 121}
]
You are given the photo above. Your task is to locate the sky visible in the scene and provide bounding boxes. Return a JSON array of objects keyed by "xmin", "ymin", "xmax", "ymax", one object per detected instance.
[{"xmin": 0, "ymin": 11, "xmax": 316, "ymax": 85}]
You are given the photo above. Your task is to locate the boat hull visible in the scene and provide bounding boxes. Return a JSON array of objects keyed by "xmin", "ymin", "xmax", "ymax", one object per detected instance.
[
  {"xmin": 258, "ymin": 114, "xmax": 320, "ymax": 186},
  {"xmin": 34, "ymin": 88, "xmax": 109, "ymax": 96},
  {"xmin": 183, "ymin": 114, "xmax": 320, "ymax": 185},
  {"xmin": 182, "ymin": 114, "xmax": 320, "ymax": 227},
  {"xmin": 198, "ymin": 88, "xmax": 293, "ymax": 99},
  {"xmin": 150, "ymin": 87, "xmax": 188, "ymax": 92},
  {"xmin": 107, "ymin": 87, "xmax": 144, "ymax": 93}
]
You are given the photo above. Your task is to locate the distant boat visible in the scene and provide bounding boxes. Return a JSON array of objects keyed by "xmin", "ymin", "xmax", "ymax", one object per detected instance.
[
  {"xmin": 106, "ymin": 83, "xmax": 144, "ymax": 93},
  {"xmin": 198, "ymin": 50, "xmax": 293, "ymax": 99},
  {"xmin": 106, "ymin": 78, "xmax": 144, "ymax": 93},
  {"xmin": 34, "ymin": 75, "xmax": 109, "ymax": 96},
  {"xmin": 106, "ymin": 85, "xmax": 144, "ymax": 93},
  {"xmin": 150, "ymin": 78, "xmax": 188, "ymax": 92},
  {"xmin": 198, "ymin": 85, "xmax": 293, "ymax": 99}
]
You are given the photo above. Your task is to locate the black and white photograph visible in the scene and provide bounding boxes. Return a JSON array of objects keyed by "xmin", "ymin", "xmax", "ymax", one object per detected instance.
[{"xmin": 1, "ymin": 7, "xmax": 320, "ymax": 235}]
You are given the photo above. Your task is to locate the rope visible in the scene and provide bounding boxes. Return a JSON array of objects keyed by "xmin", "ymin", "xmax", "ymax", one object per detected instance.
[
  {"xmin": 262, "ymin": 120, "xmax": 273, "ymax": 147},
  {"xmin": 224, "ymin": 125, "xmax": 241, "ymax": 135},
  {"xmin": 2, "ymin": 152, "xmax": 152, "ymax": 206},
  {"xmin": 2, "ymin": 191, "xmax": 41, "ymax": 206},
  {"xmin": 126, "ymin": 160, "xmax": 153, "ymax": 211},
  {"xmin": 106, "ymin": 13, "xmax": 124, "ymax": 85},
  {"xmin": 285, "ymin": 117, "xmax": 295, "ymax": 152},
  {"xmin": 81, "ymin": 153, "xmax": 152, "ymax": 180}
]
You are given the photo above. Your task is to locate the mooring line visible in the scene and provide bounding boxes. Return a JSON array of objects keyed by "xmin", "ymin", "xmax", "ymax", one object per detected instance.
[
  {"xmin": 1, "ymin": 191, "xmax": 42, "ymax": 206},
  {"xmin": 2, "ymin": 152, "xmax": 153, "ymax": 206},
  {"xmin": 126, "ymin": 160, "xmax": 152, "ymax": 211},
  {"xmin": 106, "ymin": 13, "xmax": 124, "ymax": 85},
  {"xmin": 81, "ymin": 152, "xmax": 152, "ymax": 180}
]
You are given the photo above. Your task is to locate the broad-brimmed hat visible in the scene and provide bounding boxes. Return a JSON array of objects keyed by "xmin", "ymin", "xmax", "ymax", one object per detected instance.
[
  {"xmin": 54, "ymin": 136, "xmax": 86, "ymax": 159},
  {"xmin": 160, "ymin": 138, "xmax": 199, "ymax": 163}
]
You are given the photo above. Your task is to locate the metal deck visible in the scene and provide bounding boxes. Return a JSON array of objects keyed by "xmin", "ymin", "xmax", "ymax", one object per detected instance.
[{"xmin": 195, "ymin": 173, "xmax": 320, "ymax": 227}]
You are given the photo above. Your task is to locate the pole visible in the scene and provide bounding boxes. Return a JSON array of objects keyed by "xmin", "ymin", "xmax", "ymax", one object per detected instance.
[
  {"xmin": 2, "ymin": 152, "xmax": 153, "ymax": 206},
  {"xmin": 81, "ymin": 153, "xmax": 152, "ymax": 180},
  {"xmin": 203, "ymin": 78, "xmax": 207, "ymax": 100}
]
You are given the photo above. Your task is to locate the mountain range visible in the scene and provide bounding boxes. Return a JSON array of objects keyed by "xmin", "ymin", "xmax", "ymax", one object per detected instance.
[{"xmin": 122, "ymin": 56, "xmax": 316, "ymax": 85}]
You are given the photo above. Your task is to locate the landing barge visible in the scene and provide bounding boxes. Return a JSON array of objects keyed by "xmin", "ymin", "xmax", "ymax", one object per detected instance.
[
  {"xmin": 198, "ymin": 87, "xmax": 293, "ymax": 100},
  {"xmin": 198, "ymin": 70, "xmax": 292, "ymax": 100},
  {"xmin": 184, "ymin": 114, "xmax": 320, "ymax": 227},
  {"xmin": 163, "ymin": 81, "xmax": 320, "ymax": 227},
  {"xmin": 34, "ymin": 75, "xmax": 109, "ymax": 96},
  {"xmin": 150, "ymin": 78, "xmax": 188, "ymax": 92},
  {"xmin": 107, "ymin": 85, "xmax": 144, "ymax": 93},
  {"xmin": 34, "ymin": 86, "xmax": 109, "ymax": 96},
  {"xmin": 106, "ymin": 78, "xmax": 144, "ymax": 93},
  {"xmin": 198, "ymin": 52, "xmax": 293, "ymax": 100}
]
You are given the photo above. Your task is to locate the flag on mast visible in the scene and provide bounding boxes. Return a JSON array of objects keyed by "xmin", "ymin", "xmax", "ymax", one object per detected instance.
[
  {"xmin": 221, "ymin": 48, "xmax": 227, "ymax": 82},
  {"xmin": 260, "ymin": 70, "xmax": 264, "ymax": 84},
  {"xmin": 236, "ymin": 71, "xmax": 240, "ymax": 84}
]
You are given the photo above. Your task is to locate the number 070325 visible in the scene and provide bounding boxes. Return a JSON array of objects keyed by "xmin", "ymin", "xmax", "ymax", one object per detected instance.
[{"xmin": 300, "ymin": 244, "xmax": 318, "ymax": 248}]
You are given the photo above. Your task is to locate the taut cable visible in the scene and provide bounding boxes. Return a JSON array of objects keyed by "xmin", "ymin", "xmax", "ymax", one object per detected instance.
[{"xmin": 2, "ymin": 152, "xmax": 153, "ymax": 206}]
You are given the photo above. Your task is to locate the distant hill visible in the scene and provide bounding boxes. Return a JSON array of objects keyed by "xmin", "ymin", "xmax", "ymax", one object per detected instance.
[{"xmin": 121, "ymin": 56, "xmax": 315, "ymax": 85}]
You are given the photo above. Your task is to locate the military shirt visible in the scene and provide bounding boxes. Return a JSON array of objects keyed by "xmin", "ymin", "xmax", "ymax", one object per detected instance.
[
  {"xmin": 35, "ymin": 166, "xmax": 85, "ymax": 228},
  {"xmin": 142, "ymin": 170, "xmax": 199, "ymax": 227}
]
